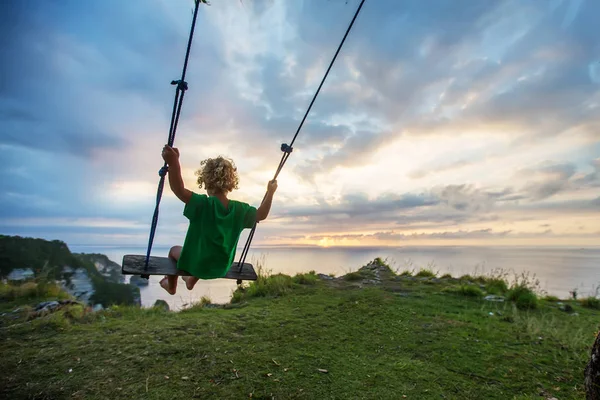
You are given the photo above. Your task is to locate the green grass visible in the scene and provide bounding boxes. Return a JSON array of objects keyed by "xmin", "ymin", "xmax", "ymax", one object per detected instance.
[
  {"xmin": 0, "ymin": 281, "xmax": 73, "ymax": 313},
  {"xmin": 232, "ymin": 273, "xmax": 298, "ymax": 303},
  {"xmin": 1, "ymin": 263, "xmax": 598, "ymax": 400},
  {"xmin": 458, "ymin": 284, "xmax": 484, "ymax": 297},
  {"xmin": 485, "ymin": 278, "xmax": 508, "ymax": 295},
  {"xmin": 580, "ymin": 296, "xmax": 600, "ymax": 310},
  {"xmin": 292, "ymin": 271, "xmax": 319, "ymax": 285},
  {"xmin": 343, "ymin": 271, "xmax": 363, "ymax": 281},
  {"xmin": 442, "ymin": 284, "xmax": 484, "ymax": 298},
  {"xmin": 0, "ymin": 280, "xmax": 70, "ymax": 301},
  {"xmin": 415, "ymin": 269, "xmax": 437, "ymax": 278},
  {"xmin": 543, "ymin": 295, "xmax": 560, "ymax": 302},
  {"xmin": 466, "ymin": 276, "xmax": 488, "ymax": 284},
  {"xmin": 507, "ymin": 285, "xmax": 539, "ymax": 310}
]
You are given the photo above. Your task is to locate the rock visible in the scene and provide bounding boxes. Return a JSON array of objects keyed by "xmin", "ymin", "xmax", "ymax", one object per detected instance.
[
  {"xmin": 585, "ymin": 331, "xmax": 600, "ymax": 400},
  {"xmin": 363, "ymin": 279, "xmax": 380, "ymax": 285},
  {"xmin": 357, "ymin": 260, "xmax": 393, "ymax": 283},
  {"xmin": 129, "ymin": 275, "xmax": 150, "ymax": 286},
  {"xmin": 559, "ymin": 304, "xmax": 574, "ymax": 313},
  {"xmin": 153, "ymin": 300, "xmax": 170, "ymax": 311},
  {"xmin": 7, "ymin": 268, "xmax": 35, "ymax": 281},
  {"xmin": 35, "ymin": 301, "xmax": 60, "ymax": 313},
  {"xmin": 317, "ymin": 273, "xmax": 334, "ymax": 281},
  {"xmin": 484, "ymin": 295, "xmax": 505, "ymax": 302},
  {"xmin": 31, "ymin": 300, "xmax": 81, "ymax": 318}
]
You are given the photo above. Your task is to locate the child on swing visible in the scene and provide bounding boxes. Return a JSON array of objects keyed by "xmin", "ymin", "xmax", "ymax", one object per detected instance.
[{"xmin": 160, "ymin": 144, "xmax": 278, "ymax": 295}]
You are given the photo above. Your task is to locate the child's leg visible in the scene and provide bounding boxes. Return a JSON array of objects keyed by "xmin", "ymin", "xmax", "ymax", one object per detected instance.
[
  {"xmin": 160, "ymin": 246, "xmax": 182, "ymax": 295},
  {"xmin": 168, "ymin": 245, "xmax": 200, "ymax": 290},
  {"xmin": 182, "ymin": 276, "xmax": 199, "ymax": 290}
]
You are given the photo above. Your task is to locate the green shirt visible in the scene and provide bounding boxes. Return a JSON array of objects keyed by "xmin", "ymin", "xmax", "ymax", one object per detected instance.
[{"xmin": 177, "ymin": 193, "xmax": 257, "ymax": 279}]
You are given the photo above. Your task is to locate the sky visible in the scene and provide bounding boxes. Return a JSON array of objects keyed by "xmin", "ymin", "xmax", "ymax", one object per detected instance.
[{"xmin": 0, "ymin": 0, "xmax": 599, "ymax": 249}]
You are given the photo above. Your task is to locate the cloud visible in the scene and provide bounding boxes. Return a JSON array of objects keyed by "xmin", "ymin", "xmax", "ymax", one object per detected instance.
[
  {"xmin": 433, "ymin": 184, "xmax": 498, "ymax": 212},
  {"xmin": 409, "ymin": 159, "xmax": 475, "ymax": 179},
  {"xmin": 519, "ymin": 162, "xmax": 577, "ymax": 200},
  {"xmin": 576, "ymin": 158, "xmax": 600, "ymax": 187},
  {"xmin": 0, "ymin": 0, "xmax": 599, "ymax": 247},
  {"xmin": 284, "ymin": 0, "xmax": 600, "ymax": 179},
  {"xmin": 290, "ymin": 227, "xmax": 599, "ymax": 243}
]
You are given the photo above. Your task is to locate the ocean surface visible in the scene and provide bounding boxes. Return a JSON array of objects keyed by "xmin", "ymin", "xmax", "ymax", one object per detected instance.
[{"xmin": 69, "ymin": 245, "xmax": 600, "ymax": 311}]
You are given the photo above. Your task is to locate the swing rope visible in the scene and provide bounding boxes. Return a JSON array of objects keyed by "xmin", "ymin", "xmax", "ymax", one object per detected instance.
[
  {"xmin": 235, "ymin": 0, "xmax": 367, "ymax": 277},
  {"xmin": 144, "ymin": 0, "xmax": 203, "ymax": 274}
]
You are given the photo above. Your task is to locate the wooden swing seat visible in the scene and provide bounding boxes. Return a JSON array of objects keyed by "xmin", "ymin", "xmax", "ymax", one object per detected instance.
[{"xmin": 121, "ymin": 255, "xmax": 257, "ymax": 281}]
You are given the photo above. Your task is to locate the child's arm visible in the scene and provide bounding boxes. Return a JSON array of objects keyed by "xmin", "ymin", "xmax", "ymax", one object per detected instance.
[
  {"xmin": 256, "ymin": 180, "xmax": 278, "ymax": 222},
  {"xmin": 162, "ymin": 145, "xmax": 192, "ymax": 204}
]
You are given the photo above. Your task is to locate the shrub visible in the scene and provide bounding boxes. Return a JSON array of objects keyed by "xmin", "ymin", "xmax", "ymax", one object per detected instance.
[
  {"xmin": 230, "ymin": 290, "xmax": 244, "ymax": 304},
  {"xmin": 580, "ymin": 297, "xmax": 600, "ymax": 310},
  {"xmin": 182, "ymin": 296, "xmax": 212, "ymax": 311},
  {"xmin": 543, "ymin": 295, "xmax": 560, "ymax": 302},
  {"xmin": 344, "ymin": 271, "xmax": 363, "ymax": 281},
  {"xmin": 415, "ymin": 269, "xmax": 437, "ymax": 278},
  {"xmin": 442, "ymin": 284, "xmax": 484, "ymax": 298},
  {"xmin": 0, "ymin": 280, "xmax": 70, "ymax": 301},
  {"xmin": 486, "ymin": 279, "xmax": 508, "ymax": 295},
  {"xmin": 440, "ymin": 273, "xmax": 453, "ymax": 279},
  {"xmin": 458, "ymin": 285, "xmax": 484, "ymax": 297},
  {"xmin": 373, "ymin": 257, "xmax": 387, "ymax": 267},
  {"xmin": 507, "ymin": 285, "xmax": 538, "ymax": 310},
  {"xmin": 293, "ymin": 271, "xmax": 319, "ymax": 285},
  {"xmin": 231, "ymin": 274, "xmax": 296, "ymax": 303}
]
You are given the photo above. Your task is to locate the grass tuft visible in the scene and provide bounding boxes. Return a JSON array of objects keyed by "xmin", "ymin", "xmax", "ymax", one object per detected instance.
[
  {"xmin": 415, "ymin": 269, "xmax": 437, "ymax": 278},
  {"xmin": 485, "ymin": 278, "xmax": 508, "ymax": 295},
  {"xmin": 580, "ymin": 296, "xmax": 600, "ymax": 310},
  {"xmin": 0, "ymin": 281, "xmax": 71, "ymax": 301},
  {"xmin": 232, "ymin": 274, "xmax": 296, "ymax": 303},
  {"xmin": 442, "ymin": 284, "xmax": 484, "ymax": 298},
  {"xmin": 507, "ymin": 285, "xmax": 538, "ymax": 310},
  {"xmin": 292, "ymin": 271, "xmax": 319, "ymax": 285},
  {"xmin": 543, "ymin": 295, "xmax": 560, "ymax": 302},
  {"xmin": 458, "ymin": 284, "xmax": 484, "ymax": 297},
  {"xmin": 343, "ymin": 271, "xmax": 363, "ymax": 281}
]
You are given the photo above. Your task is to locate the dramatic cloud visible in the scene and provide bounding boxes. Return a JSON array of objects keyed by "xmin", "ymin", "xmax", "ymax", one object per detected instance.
[{"xmin": 0, "ymin": 0, "xmax": 598, "ymax": 247}]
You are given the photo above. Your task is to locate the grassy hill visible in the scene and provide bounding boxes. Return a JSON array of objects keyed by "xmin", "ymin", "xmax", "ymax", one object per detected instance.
[
  {"xmin": 0, "ymin": 235, "xmax": 139, "ymax": 307},
  {"xmin": 1, "ymin": 258, "xmax": 598, "ymax": 399}
]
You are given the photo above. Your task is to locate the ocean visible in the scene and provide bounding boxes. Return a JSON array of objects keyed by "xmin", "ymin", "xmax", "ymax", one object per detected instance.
[{"xmin": 69, "ymin": 245, "xmax": 600, "ymax": 311}]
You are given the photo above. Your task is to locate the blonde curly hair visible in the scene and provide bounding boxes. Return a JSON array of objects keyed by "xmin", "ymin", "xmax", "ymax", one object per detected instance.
[{"xmin": 195, "ymin": 156, "xmax": 239, "ymax": 193}]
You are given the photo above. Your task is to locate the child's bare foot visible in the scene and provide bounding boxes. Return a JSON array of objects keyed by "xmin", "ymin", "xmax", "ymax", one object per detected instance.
[
  {"xmin": 182, "ymin": 276, "xmax": 198, "ymax": 290},
  {"xmin": 160, "ymin": 276, "xmax": 176, "ymax": 295}
]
